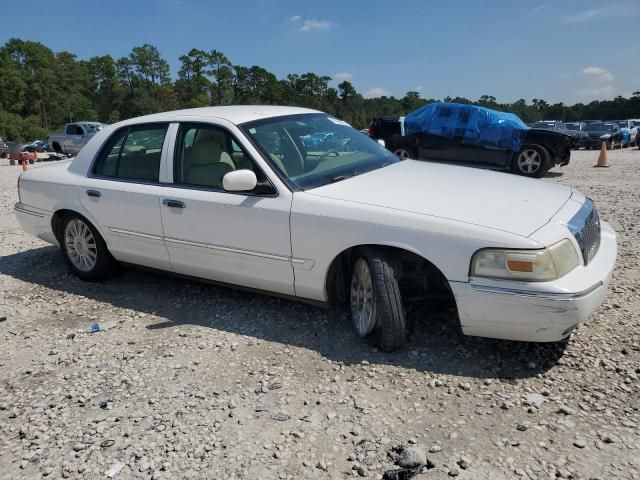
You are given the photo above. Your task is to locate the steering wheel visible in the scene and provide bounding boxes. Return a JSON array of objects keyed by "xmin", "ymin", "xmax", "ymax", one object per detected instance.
[{"xmin": 317, "ymin": 150, "xmax": 340, "ymax": 163}]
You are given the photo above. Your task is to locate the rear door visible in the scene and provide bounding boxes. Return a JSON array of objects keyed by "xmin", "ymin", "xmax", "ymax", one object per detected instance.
[{"xmin": 79, "ymin": 123, "xmax": 172, "ymax": 270}]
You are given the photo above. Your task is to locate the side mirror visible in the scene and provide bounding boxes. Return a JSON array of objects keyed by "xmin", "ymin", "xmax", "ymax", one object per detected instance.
[
  {"xmin": 222, "ymin": 169, "xmax": 257, "ymax": 192},
  {"xmin": 377, "ymin": 139, "xmax": 386, "ymax": 148}
]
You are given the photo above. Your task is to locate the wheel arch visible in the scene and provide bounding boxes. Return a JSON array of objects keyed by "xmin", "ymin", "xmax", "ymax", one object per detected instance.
[
  {"xmin": 51, "ymin": 208, "xmax": 111, "ymax": 250},
  {"xmin": 324, "ymin": 243, "xmax": 455, "ymax": 306}
]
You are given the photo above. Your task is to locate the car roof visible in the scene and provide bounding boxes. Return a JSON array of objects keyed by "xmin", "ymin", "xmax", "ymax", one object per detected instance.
[{"xmin": 114, "ymin": 106, "xmax": 322, "ymax": 127}]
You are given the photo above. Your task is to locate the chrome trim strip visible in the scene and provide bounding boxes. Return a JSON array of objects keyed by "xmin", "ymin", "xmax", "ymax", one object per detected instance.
[
  {"xmin": 15, "ymin": 206, "xmax": 45, "ymax": 218},
  {"xmin": 471, "ymin": 281, "xmax": 603, "ymax": 300},
  {"xmin": 164, "ymin": 237, "xmax": 291, "ymax": 262},
  {"xmin": 108, "ymin": 227, "xmax": 162, "ymax": 241}
]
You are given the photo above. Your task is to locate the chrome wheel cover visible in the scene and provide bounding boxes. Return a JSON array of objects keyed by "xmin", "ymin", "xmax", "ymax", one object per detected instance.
[
  {"xmin": 394, "ymin": 149, "xmax": 411, "ymax": 160},
  {"xmin": 350, "ymin": 258, "xmax": 376, "ymax": 337},
  {"xmin": 517, "ymin": 149, "xmax": 542, "ymax": 174},
  {"xmin": 64, "ymin": 219, "xmax": 97, "ymax": 272}
]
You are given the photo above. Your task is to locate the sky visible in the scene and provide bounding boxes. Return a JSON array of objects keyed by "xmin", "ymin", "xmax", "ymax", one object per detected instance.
[{"xmin": 1, "ymin": 0, "xmax": 638, "ymax": 104}]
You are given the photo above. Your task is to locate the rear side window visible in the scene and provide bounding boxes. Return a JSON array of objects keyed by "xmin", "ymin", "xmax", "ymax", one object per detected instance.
[{"xmin": 93, "ymin": 124, "xmax": 168, "ymax": 182}]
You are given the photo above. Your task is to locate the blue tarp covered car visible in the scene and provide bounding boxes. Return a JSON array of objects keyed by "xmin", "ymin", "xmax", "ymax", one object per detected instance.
[
  {"xmin": 403, "ymin": 102, "xmax": 529, "ymax": 153},
  {"xmin": 386, "ymin": 102, "xmax": 573, "ymax": 178}
]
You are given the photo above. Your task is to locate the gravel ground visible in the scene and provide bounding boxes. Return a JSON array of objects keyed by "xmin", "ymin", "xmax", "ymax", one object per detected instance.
[{"xmin": 0, "ymin": 148, "xmax": 638, "ymax": 480}]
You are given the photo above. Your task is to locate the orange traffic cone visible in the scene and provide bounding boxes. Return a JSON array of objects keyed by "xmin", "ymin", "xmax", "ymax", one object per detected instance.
[
  {"xmin": 594, "ymin": 142, "xmax": 609, "ymax": 168},
  {"xmin": 21, "ymin": 157, "xmax": 28, "ymax": 172}
]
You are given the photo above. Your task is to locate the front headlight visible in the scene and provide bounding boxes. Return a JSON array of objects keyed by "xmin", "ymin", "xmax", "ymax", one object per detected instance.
[{"xmin": 470, "ymin": 239, "xmax": 580, "ymax": 282}]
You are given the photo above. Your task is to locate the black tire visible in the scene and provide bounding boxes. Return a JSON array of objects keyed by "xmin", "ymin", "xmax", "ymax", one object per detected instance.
[
  {"xmin": 9, "ymin": 159, "xmax": 15, "ymax": 166},
  {"xmin": 512, "ymin": 145, "xmax": 549, "ymax": 178},
  {"xmin": 606, "ymin": 141, "xmax": 613, "ymax": 150},
  {"xmin": 392, "ymin": 145, "xmax": 417, "ymax": 160},
  {"xmin": 52, "ymin": 142, "xmax": 63, "ymax": 154},
  {"xmin": 350, "ymin": 248, "xmax": 406, "ymax": 351},
  {"xmin": 59, "ymin": 213, "xmax": 118, "ymax": 281}
]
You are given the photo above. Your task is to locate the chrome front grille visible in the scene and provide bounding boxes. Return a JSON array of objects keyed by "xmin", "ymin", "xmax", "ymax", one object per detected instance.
[{"xmin": 567, "ymin": 198, "xmax": 601, "ymax": 265}]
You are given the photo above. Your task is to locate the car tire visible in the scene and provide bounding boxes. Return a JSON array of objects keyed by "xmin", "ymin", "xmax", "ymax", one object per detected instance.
[
  {"xmin": 513, "ymin": 145, "xmax": 549, "ymax": 178},
  {"xmin": 393, "ymin": 146, "xmax": 417, "ymax": 160},
  {"xmin": 59, "ymin": 213, "xmax": 118, "ymax": 282},
  {"xmin": 350, "ymin": 249, "xmax": 406, "ymax": 352}
]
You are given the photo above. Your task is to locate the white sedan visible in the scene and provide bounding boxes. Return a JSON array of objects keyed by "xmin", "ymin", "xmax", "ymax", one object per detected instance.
[{"xmin": 15, "ymin": 106, "xmax": 617, "ymax": 351}]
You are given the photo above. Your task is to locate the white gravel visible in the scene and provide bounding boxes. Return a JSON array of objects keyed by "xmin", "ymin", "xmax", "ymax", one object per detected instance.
[{"xmin": 0, "ymin": 148, "xmax": 638, "ymax": 479}]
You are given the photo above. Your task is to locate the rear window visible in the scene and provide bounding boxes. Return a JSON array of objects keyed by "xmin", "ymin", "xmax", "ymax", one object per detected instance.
[{"xmin": 93, "ymin": 124, "xmax": 168, "ymax": 182}]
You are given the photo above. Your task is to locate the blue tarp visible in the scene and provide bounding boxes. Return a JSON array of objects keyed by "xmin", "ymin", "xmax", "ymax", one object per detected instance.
[
  {"xmin": 621, "ymin": 128, "xmax": 631, "ymax": 145},
  {"xmin": 403, "ymin": 102, "xmax": 529, "ymax": 152}
]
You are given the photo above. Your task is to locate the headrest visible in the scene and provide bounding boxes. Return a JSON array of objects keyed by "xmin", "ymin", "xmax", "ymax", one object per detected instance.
[{"xmin": 190, "ymin": 138, "xmax": 222, "ymax": 166}]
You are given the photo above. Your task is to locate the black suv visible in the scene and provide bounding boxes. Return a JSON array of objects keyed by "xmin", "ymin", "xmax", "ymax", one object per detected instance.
[{"xmin": 367, "ymin": 116, "xmax": 403, "ymax": 143}]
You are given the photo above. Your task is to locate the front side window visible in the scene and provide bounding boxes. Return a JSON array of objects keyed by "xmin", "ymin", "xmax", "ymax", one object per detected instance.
[
  {"xmin": 93, "ymin": 124, "xmax": 167, "ymax": 182},
  {"xmin": 66, "ymin": 124, "xmax": 81, "ymax": 135},
  {"xmin": 241, "ymin": 114, "xmax": 398, "ymax": 190},
  {"xmin": 174, "ymin": 123, "xmax": 266, "ymax": 191}
]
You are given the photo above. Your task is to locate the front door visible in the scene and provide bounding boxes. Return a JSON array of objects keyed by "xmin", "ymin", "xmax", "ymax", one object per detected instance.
[
  {"xmin": 159, "ymin": 122, "xmax": 295, "ymax": 296},
  {"xmin": 79, "ymin": 123, "xmax": 171, "ymax": 270}
]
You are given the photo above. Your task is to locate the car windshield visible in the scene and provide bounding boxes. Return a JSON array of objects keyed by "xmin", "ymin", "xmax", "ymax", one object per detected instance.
[
  {"xmin": 615, "ymin": 121, "xmax": 627, "ymax": 128},
  {"xmin": 241, "ymin": 113, "xmax": 399, "ymax": 190},
  {"xmin": 564, "ymin": 123, "xmax": 580, "ymax": 130},
  {"xmin": 583, "ymin": 123, "xmax": 613, "ymax": 132},
  {"xmin": 82, "ymin": 123, "xmax": 103, "ymax": 133}
]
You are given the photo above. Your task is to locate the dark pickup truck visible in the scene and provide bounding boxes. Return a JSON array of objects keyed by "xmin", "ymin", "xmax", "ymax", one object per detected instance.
[{"xmin": 368, "ymin": 104, "xmax": 572, "ymax": 178}]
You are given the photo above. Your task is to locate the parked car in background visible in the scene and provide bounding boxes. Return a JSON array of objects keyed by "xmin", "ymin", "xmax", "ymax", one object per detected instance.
[
  {"xmin": 48, "ymin": 122, "xmax": 105, "ymax": 156},
  {"xmin": 0, "ymin": 136, "xmax": 8, "ymax": 158},
  {"xmin": 386, "ymin": 103, "xmax": 572, "ymax": 178},
  {"xmin": 565, "ymin": 122, "xmax": 586, "ymax": 131},
  {"xmin": 613, "ymin": 120, "xmax": 638, "ymax": 146},
  {"xmin": 14, "ymin": 106, "xmax": 616, "ymax": 351},
  {"xmin": 582, "ymin": 122, "xmax": 624, "ymax": 150},
  {"xmin": 530, "ymin": 121, "xmax": 589, "ymax": 149},
  {"xmin": 22, "ymin": 139, "xmax": 50, "ymax": 153}
]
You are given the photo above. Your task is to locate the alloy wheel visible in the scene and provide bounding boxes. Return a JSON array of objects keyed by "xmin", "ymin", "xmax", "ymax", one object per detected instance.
[
  {"xmin": 517, "ymin": 149, "xmax": 542, "ymax": 174},
  {"xmin": 394, "ymin": 149, "xmax": 412, "ymax": 160},
  {"xmin": 64, "ymin": 219, "xmax": 97, "ymax": 272},
  {"xmin": 350, "ymin": 258, "xmax": 376, "ymax": 337}
]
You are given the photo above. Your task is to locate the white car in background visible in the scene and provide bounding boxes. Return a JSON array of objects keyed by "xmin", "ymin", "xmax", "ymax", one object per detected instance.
[
  {"xmin": 15, "ymin": 106, "xmax": 616, "ymax": 351},
  {"xmin": 615, "ymin": 120, "xmax": 639, "ymax": 146}
]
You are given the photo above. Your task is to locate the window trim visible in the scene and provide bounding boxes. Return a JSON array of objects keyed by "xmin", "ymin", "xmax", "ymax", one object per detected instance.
[
  {"xmin": 170, "ymin": 121, "xmax": 279, "ymax": 198},
  {"xmin": 88, "ymin": 122, "xmax": 170, "ymax": 185}
]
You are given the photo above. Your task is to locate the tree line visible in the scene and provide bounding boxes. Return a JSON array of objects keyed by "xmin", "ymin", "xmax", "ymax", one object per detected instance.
[{"xmin": 1, "ymin": 38, "xmax": 639, "ymax": 142}]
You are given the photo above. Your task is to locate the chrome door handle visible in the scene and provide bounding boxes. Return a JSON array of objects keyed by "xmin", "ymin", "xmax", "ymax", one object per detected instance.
[
  {"xmin": 86, "ymin": 189, "xmax": 101, "ymax": 198},
  {"xmin": 163, "ymin": 199, "xmax": 186, "ymax": 209}
]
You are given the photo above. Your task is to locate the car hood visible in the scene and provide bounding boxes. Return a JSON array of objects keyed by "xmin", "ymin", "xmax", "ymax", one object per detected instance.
[{"xmin": 306, "ymin": 160, "xmax": 572, "ymax": 237}]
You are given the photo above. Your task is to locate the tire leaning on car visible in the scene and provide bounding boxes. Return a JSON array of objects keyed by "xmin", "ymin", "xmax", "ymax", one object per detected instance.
[
  {"xmin": 512, "ymin": 145, "xmax": 549, "ymax": 178},
  {"xmin": 59, "ymin": 213, "xmax": 118, "ymax": 281},
  {"xmin": 350, "ymin": 248, "xmax": 407, "ymax": 351}
]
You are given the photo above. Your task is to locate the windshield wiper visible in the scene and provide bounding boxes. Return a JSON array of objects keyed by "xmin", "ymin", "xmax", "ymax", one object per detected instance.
[{"xmin": 329, "ymin": 175, "xmax": 348, "ymax": 183}]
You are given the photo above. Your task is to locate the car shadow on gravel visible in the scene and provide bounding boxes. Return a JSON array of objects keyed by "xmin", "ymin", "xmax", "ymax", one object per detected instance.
[{"xmin": 1, "ymin": 246, "xmax": 567, "ymax": 380}]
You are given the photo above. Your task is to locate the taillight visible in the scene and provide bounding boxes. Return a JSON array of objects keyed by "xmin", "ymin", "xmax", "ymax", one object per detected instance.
[{"xmin": 367, "ymin": 124, "xmax": 374, "ymax": 137}]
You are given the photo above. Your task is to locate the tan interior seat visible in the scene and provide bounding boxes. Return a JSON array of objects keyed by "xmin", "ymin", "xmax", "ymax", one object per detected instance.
[{"xmin": 183, "ymin": 129, "xmax": 235, "ymax": 188}]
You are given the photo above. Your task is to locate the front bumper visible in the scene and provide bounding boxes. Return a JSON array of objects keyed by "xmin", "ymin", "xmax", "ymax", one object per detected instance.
[
  {"xmin": 450, "ymin": 221, "xmax": 617, "ymax": 342},
  {"xmin": 583, "ymin": 137, "xmax": 610, "ymax": 148}
]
